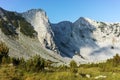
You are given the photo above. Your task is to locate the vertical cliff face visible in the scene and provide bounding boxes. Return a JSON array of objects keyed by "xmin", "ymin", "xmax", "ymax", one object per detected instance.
[
  {"xmin": 51, "ymin": 18, "xmax": 97, "ymax": 62},
  {"xmin": 22, "ymin": 9, "xmax": 57, "ymax": 51},
  {"xmin": 51, "ymin": 21, "xmax": 73, "ymax": 57}
]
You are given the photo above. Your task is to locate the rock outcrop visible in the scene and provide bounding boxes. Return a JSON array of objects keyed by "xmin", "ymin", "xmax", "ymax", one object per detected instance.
[{"xmin": 22, "ymin": 9, "xmax": 57, "ymax": 51}]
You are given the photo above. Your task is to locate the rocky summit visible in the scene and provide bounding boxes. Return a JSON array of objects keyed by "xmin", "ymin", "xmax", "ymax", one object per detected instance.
[{"xmin": 0, "ymin": 7, "xmax": 120, "ymax": 64}]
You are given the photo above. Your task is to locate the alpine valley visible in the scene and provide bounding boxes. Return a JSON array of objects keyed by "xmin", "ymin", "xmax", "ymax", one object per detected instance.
[{"xmin": 0, "ymin": 7, "xmax": 120, "ymax": 65}]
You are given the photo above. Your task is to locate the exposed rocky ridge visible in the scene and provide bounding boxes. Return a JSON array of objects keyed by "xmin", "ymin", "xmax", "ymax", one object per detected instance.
[{"xmin": 1, "ymin": 7, "xmax": 120, "ymax": 64}]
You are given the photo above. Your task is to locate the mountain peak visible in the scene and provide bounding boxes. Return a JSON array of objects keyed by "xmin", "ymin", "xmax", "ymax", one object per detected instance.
[
  {"xmin": 22, "ymin": 8, "xmax": 47, "ymax": 25},
  {"xmin": 27, "ymin": 8, "xmax": 43, "ymax": 13},
  {"xmin": 73, "ymin": 17, "xmax": 97, "ymax": 28},
  {"xmin": 77, "ymin": 17, "xmax": 95, "ymax": 23},
  {"xmin": 0, "ymin": 7, "xmax": 3, "ymax": 10}
]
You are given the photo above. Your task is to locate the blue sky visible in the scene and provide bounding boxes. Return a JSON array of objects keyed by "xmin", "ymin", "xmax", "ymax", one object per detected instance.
[{"xmin": 0, "ymin": 0, "xmax": 120, "ymax": 23}]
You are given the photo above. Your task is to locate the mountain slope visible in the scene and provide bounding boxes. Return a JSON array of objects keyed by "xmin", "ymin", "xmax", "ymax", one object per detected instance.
[
  {"xmin": 1, "ymin": 7, "xmax": 120, "ymax": 64},
  {"xmin": 52, "ymin": 17, "xmax": 120, "ymax": 63},
  {"xmin": 0, "ymin": 7, "xmax": 66, "ymax": 64}
]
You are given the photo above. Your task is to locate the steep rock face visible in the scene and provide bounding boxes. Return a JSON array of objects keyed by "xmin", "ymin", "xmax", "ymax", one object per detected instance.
[
  {"xmin": 0, "ymin": 8, "xmax": 64, "ymax": 64},
  {"xmin": 51, "ymin": 21, "xmax": 74, "ymax": 57},
  {"xmin": 51, "ymin": 17, "xmax": 120, "ymax": 63},
  {"xmin": 22, "ymin": 9, "xmax": 57, "ymax": 51}
]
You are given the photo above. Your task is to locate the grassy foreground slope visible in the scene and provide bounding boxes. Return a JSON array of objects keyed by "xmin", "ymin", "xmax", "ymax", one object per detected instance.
[{"xmin": 0, "ymin": 41, "xmax": 120, "ymax": 80}]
